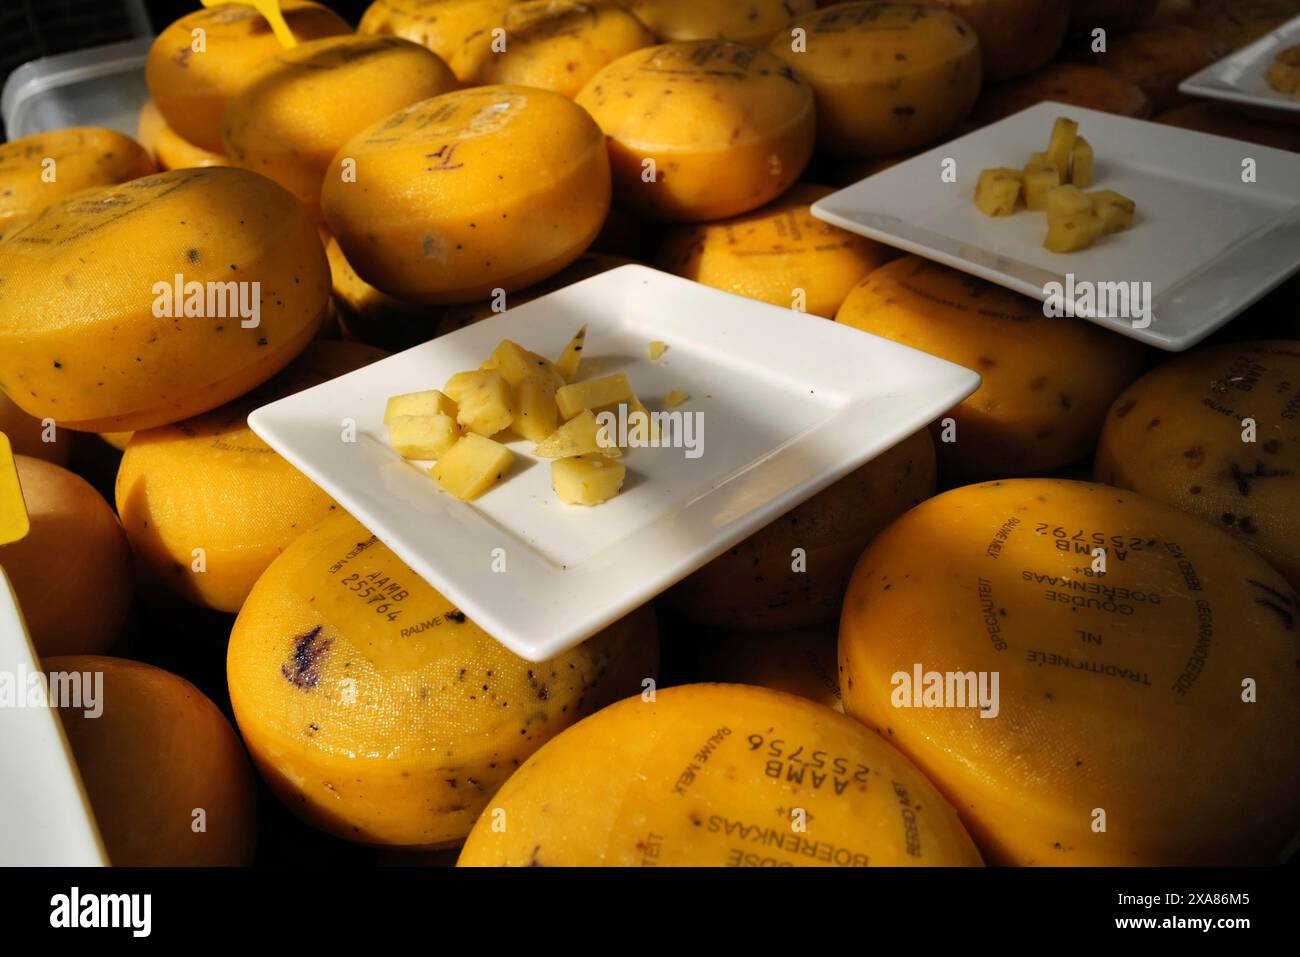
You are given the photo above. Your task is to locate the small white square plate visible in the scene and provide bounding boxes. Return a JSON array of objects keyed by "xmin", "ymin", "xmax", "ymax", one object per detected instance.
[
  {"xmin": 1179, "ymin": 14, "xmax": 1300, "ymax": 118},
  {"xmin": 812, "ymin": 101, "xmax": 1300, "ymax": 351},
  {"xmin": 249, "ymin": 265, "xmax": 979, "ymax": 662}
]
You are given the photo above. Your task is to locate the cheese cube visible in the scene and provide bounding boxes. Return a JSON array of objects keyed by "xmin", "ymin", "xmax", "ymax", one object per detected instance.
[
  {"xmin": 1045, "ymin": 184, "xmax": 1093, "ymax": 220},
  {"xmin": 1089, "ymin": 190, "xmax": 1136, "ymax": 235},
  {"xmin": 490, "ymin": 339, "xmax": 564, "ymax": 388},
  {"xmin": 1046, "ymin": 116, "xmax": 1078, "ymax": 179},
  {"xmin": 443, "ymin": 370, "xmax": 495, "ymax": 403},
  {"xmin": 431, "ymin": 434, "xmax": 513, "ymax": 501},
  {"xmin": 555, "ymin": 325, "xmax": 587, "ymax": 382},
  {"xmin": 384, "ymin": 389, "xmax": 457, "ymax": 425},
  {"xmin": 555, "ymin": 373, "xmax": 633, "ymax": 420},
  {"xmin": 974, "ymin": 168, "xmax": 1022, "ymax": 217},
  {"xmin": 1044, "ymin": 211, "xmax": 1105, "ymax": 253},
  {"xmin": 1023, "ymin": 160, "xmax": 1061, "ymax": 211},
  {"xmin": 512, "ymin": 375, "xmax": 560, "ymax": 443},
  {"xmin": 552, "ymin": 455, "xmax": 626, "ymax": 506},
  {"xmin": 388, "ymin": 414, "xmax": 459, "ymax": 460},
  {"xmin": 1070, "ymin": 136, "xmax": 1095, "ymax": 188},
  {"xmin": 533, "ymin": 410, "xmax": 621, "ymax": 459},
  {"xmin": 455, "ymin": 371, "xmax": 515, "ymax": 436}
]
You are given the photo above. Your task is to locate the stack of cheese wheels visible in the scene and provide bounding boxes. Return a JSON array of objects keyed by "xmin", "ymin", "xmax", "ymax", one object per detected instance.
[
  {"xmin": 467, "ymin": 1, "xmax": 655, "ymax": 97},
  {"xmin": 767, "ymin": 3, "xmax": 981, "ymax": 157},
  {"xmin": 227, "ymin": 511, "xmax": 659, "ymax": 848},
  {"xmin": 137, "ymin": 100, "xmax": 229, "ymax": 171},
  {"xmin": 923, "ymin": 1, "xmax": 1070, "ymax": 80},
  {"xmin": 222, "ymin": 35, "xmax": 458, "ymax": 220},
  {"xmin": 115, "ymin": 341, "xmax": 388, "ymax": 613},
  {"xmin": 674, "ymin": 625, "xmax": 845, "ymax": 713},
  {"xmin": 970, "ymin": 63, "xmax": 1152, "ymax": 125},
  {"xmin": 1095, "ymin": 341, "xmax": 1300, "ymax": 592},
  {"xmin": 457, "ymin": 684, "xmax": 984, "ymax": 866},
  {"xmin": 836, "ymin": 257, "xmax": 1146, "ymax": 478},
  {"xmin": 146, "ymin": 0, "xmax": 351, "ymax": 153},
  {"xmin": 0, "ymin": 127, "xmax": 154, "ymax": 224},
  {"xmin": 0, "ymin": 167, "xmax": 330, "ymax": 432},
  {"xmin": 626, "ymin": 0, "xmax": 817, "ymax": 46},
  {"xmin": 1077, "ymin": 25, "xmax": 1229, "ymax": 112},
  {"xmin": 0, "ymin": 392, "xmax": 69, "ymax": 465},
  {"xmin": 0, "ymin": 456, "xmax": 131, "ymax": 657},
  {"xmin": 50, "ymin": 656, "xmax": 258, "ymax": 866},
  {"xmin": 839, "ymin": 479, "xmax": 1300, "ymax": 865},
  {"xmin": 576, "ymin": 41, "xmax": 815, "ymax": 221},
  {"xmin": 323, "ymin": 86, "xmax": 611, "ymax": 304},
  {"xmin": 1069, "ymin": 0, "xmax": 1159, "ymax": 33},
  {"xmin": 326, "ymin": 236, "xmax": 432, "ymax": 349},
  {"xmin": 666, "ymin": 429, "xmax": 935, "ymax": 629},
  {"xmin": 656, "ymin": 184, "xmax": 895, "ymax": 318},
  {"xmin": 359, "ymin": 0, "xmax": 510, "ymax": 83}
]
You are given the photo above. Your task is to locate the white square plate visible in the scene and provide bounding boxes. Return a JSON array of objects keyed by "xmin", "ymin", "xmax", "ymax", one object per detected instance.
[
  {"xmin": 812, "ymin": 101, "xmax": 1300, "ymax": 351},
  {"xmin": 249, "ymin": 265, "xmax": 979, "ymax": 662},
  {"xmin": 1179, "ymin": 14, "xmax": 1300, "ymax": 118}
]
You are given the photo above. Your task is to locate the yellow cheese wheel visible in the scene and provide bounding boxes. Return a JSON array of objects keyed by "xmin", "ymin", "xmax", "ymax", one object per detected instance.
[
  {"xmin": 323, "ymin": 86, "xmax": 610, "ymax": 304},
  {"xmin": 969, "ymin": 63, "xmax": 1152, "ymax": 126},
  {"xmin": 146, "ymin": 1, "xmax": 351, "ymax": 152},
  {"xmin": 468, "ymin": 1, "xmax": 655, "ymax": 98},
  {"xmin": 458, "ymin": 683, "xmax": 983, "ymax": 865},
  {"xmin": 0, "ymin": 456, "xmax": 130, "ymax": 657},
  {"xmin": 154, "ymin": 121, "xmax": 230, "ymax": 171},
  {"xmin": 0, "ymin": 127, "xmax": 155, "ymax": 226},
  {"xmin": 665, "ymin": 428, "xmax": 936, "ymax": 628},
  {"xmin": 1157, "ymin": 101, "xmax": 1300, "ymax": 154},
  {"xmin": 98, "ymin": 431, "xmax": 132, "ymax": 452},
  {"xmin": 0, "ymin": 391, "xmax": 70, "ymax": 465},
  {"xmin": 1078, "ymin": 25, "xmax": 1230, "ymax": 112},
  {"xmin": 672, "ymin": 626, "xmax": 845, "ymax": 712},
  {"xmin": 575, "ymin": 41, "xmax": 815, "ymax": 221},
  {"xmin": 656, "ymin": 184, "xmax": 894, "ymax": 318},
  {"xmin": 49, "ymin": 655, "xmax": 257, "ymax": 866},
  {"xmin": 115, "ymin": 340, "xmax": 389, "ymax": 613},
  {"xmin": 1095, "ymin": 341, "xmax": 1300, "ymax": 591},
  {"xmin": 223, "ymin": 36, "xmax": 458, "ymax": 221},
  {"xmin": 227, "ymin": 510, "xmax": 660, "ymax": 847},
  {"xmin": 1069, "ymin": 0, "xmax": 1159, "ymax": 33},
  {"xmin": 0, "ymin": 167, "xmax": 330, "ymax": 432},
  {"xmin": 626, "ymin": 0, "xmax": 817, "ymax": 47},
  {"xmin": 359, "ymin": 0, "xmax": 511, "ymax": 83},
  {"xmin": 923, "ymin": 0, "xmax": 1070, "ymax": 80},
  {"xmin": 136, "ymin": 98, "xmax": 166, "ymax": 156},
  {"xmin": 839, "ymin": 479, "xmax": 1300, "ymax": 865},
  {"xmin": 326, "ymin": 236, "xmax": 433, "ymax": 350},
  {"xmin": 767, "ymin": 3, "xmax": 981, "ymax": 158},
  {"xmin": 836, "ymin": 257, "xmax": 1146, "ymax": 478}
]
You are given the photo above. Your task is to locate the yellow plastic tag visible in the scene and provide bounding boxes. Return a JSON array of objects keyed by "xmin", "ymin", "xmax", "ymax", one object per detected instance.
[
  {"xmin": 0, "ymin": 433, "xmax": 30, "ymax": 545},
  {"xmin": 200, "ymin": 0, "xmax": 299, "ymax": 49}
]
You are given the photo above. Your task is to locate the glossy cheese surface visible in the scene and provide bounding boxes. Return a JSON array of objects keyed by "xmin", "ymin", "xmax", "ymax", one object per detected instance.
[
  {"xmin": 227, "ymin": 510, "xmax": 659, "ymax": 847},
  {"xmin": 576, "ymin": 41, "xmax": 815, "ymax": 221},
  {"xmin": 359, "ymin": 0, "xmax": 512, "ymax": 83},
  {"xmin": 0, "ymin": 127, "xmax": 154, "ymax": 224},
  {"xmin": 323, "ymin": 86, "xmax": 610, "ymax": 304},
  {"xmin": 458, "ymin": 683, "xmax": 984, "ymax": 866},
  {"xmin": 839, "ymin": 479, "xmax": 1300, "ymax": 865},
  {"xmin": 768, "ymin": 2, "xmax": 981, "ymax": 157},
  {"xmin": 0, "ymin": 168, "xmax": 330, "ymax": 432},
  {"xmin": 0, "ymin": 391, "xmax": 70, "ymax": 465},
  {"xmin": 626, "ymin": 0, "xmax": 817, "ymax": 47}
]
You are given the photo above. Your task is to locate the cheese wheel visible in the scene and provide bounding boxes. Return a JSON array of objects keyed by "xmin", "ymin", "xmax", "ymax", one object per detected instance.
[
  {"xmin": 227, "ymin": 510, "xmax": 660, "ymax": 847},
  {"xmin": 665, "ymin": 428, "xmax": 936, "ymax": 628},
  {"xmin": 672, "ymin": 626, "xmax": 845, "ymax": 712},
  {"xmin": 326, "ymin": 237, "xmax": 433, "ymax": 351},
  {"xmin": 146, "ymin": 1, "xmax": 351, "ymax": 152},
  {"xmin": 576, "ymin": 41, "xmax": 815, "ymax": 221},
  {"xmin": 139, "ymin": 100, "xmax": 230, "ymax": 171},
  {"xmin": 0, "ymin": 456, "xmax": 130, "ymax": 656},
  {"xmin": 48, "ymin": 656, "xmax": 257, "ymax": 866},
  {"xmin": 1095, "ymin": 341, "xmax": 1300, "ymax": 591},
  {"xmin": 115, "ymin": 340, "xmax": 389, "ymax": 613},
  {"xmin": 839, "ymin": 479, "xmax": 1300, "ymax": 865},
  {"xmin": 835, "ymin": 257, "xmax": 1146, "ymax": 478},
  {"xmin": 136, "ymin": 99, "xmax": 166, "ymax": 156},
  {"xmin": 1069, "ymin": 0, "xmax": 1159, "ymax": 33},
  {"xmin": 468, "ymin": 1, "xmax": 655, "ymax": 98},
  {"xmin": 970, "ymin": 63, "xmax": 1152, "ymax": 126},
  {"xmin": 323, "ymin": 86, "xmax": 610, "ymax": 304},
  {"xmin": 0, "ymin": 127, "xmax": 155, "ymax": 226},
  {"xmin": 626, "ymin": 0, "xmax": 817, "ymax": 47},
  {"xmin": 223, "ymin": 36, "xmax": 458, "ymax": 221},
  {"xmin": 767, "ymin": 3, "xmax": 981, "ymax": 158},
  {"xmin": 0, "ymin": 168, "xmax": 330, "ymax": 432},
  {"xmin": 457, "ymin": 683, "xmax": 983, "ymax": 866},
  {"xmin": 923, "ymin": 1, "xmax": 1070, "ymax": 80},
  {"xmin": 1078, "ymin": 25, "xmax": 1230, "ymax": 112},
  {"xmin": 359, "ymin": 0, "xmax": 511, "ymax": 83},
  {"xmin": 656, "ymin": 184, "xmax": 895, "ymax": 318},
  {"xmin": 98, "ymin": 431, "xmax": 132, "ymax": 452},
  {"xmin": 0, "ymin": 391, "xmax": 70, "ymax": 465},
  {"xmin": 1157, "ymin": 101, "xmax": 1300, "ymax": 154}
]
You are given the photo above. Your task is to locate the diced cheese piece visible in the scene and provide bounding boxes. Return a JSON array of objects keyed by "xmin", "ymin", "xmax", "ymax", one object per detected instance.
[
  {"xmin": 555, "ymin": 373, "xmax": 633, "ymax": 420},
  {"xmin": 648, "ymin": 341, "xmax": 667, "ymax": 360},
  {"xmin": 1046, "ymin": 116, "xmax": 1079, "ymax": 178},
  {"xmin": 388, "ymin": 414, "xmax": 460, "ymax": 460},
  {"xmin": 1044, "ymin": 184, "xmax": 1093, "ymax": 220},
  {"xmin": 431, "ymin": 433, "xmax": 514, "ymax": 500},
  {"xmin": 1070, "ymin": 136, "xmax": 1095, "ymax": 187},
  {"xmin": 664, "ymin": 390, "xmax": 689, "ymax": 408},
  {"xmin": 576, "ymin": 41, "xmax": 814, "ymax": 220},
  {"xmin": 490, "ymin": 339, "xmax": 565, "ymax": 388},
  {"xmin": 533, "ymin": 410, "xmax": 621, "ymax": 459},
  {"xmin": 839, "ymin": 478, "xmax": 1300, "ymax": 865},
  {"xmin": 555, "ymin": 325, "xmax": 588, "ymax": 381},
  {"xmin": 457, "ymin": 684, "xmax": 982, "ymax": 865},
  {"xmin": 385, "ymin": 389, "xmax": 458, "ymax": 425},
  {"xmin": 1089, "ymin": 189, "xmax": 1136, "ymax": 234},
  {"xmin": 974, "ymin": 168, "xmax": 1023, "ymax": 217},
  {"xmin": 454, "ymin": 371, "xmax": 515, "ymax": 436},
  {"xmin": 1022, "ymin": 160, "xmax": 1061, "ymax": 211},
  {"xmin": 1043, "ymin": 210, "xmax": 1105, "ymax": 253},
  {"xmin": 444, "ymin": 370, "xmax": 495, "ymax": 403},
  {"xmin": 227, "ymin": 509, "xmax": 659, "ymax": 846},
  {"xmin": 511, "ymin": 375, "xmax": 560, "ymax": 443},
  {"xmin": 551, "ymin": 454, "xmax": 626, "ymax": 506},
  {"xmin": 768, "ymin": 4, "xmax": 981, "ymax": 158}
]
